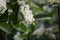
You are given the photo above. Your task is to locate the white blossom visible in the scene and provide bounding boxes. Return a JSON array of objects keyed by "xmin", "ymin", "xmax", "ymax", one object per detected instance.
[
  {"xmin": 8, "ymin": 9, "xmax": 13, "ymax": 13},
  {"xmin": 47, "ymin": 0, "xmax": 55, "ymax": 4},
  {"xmin": 6, "ymin": 0, "xmax": 10, "ymax": 2},
  {"xmin": 0, "ymin": 0, "xmax": 7, "ymax": 14},
  {"xmin": 17, "ymin": 0, "xmax": 25, "ymax": 5},
  {"xmin": 32, "ymin": 23, "xmax": 45, "ymax": 38},
  {"xmin": 20, "ymin": 6, "xmax": 24, "ymax": 12},
  {"xmin": 13, "ymin": 32, "xmax": 23, "ymax": 40},
  {"xmin": 43, "ymin": 5, "xmax": 53, "ymax": 13},
  {"xmin": 19, "ymin": 1, "xmax": 35, "ymax": 24}
]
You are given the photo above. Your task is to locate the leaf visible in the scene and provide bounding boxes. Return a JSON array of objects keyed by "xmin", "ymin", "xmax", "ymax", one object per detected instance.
[
  {"xmin": 13, "ymin": 23, "xmax": 27, "ymax": 32},
  {"xmin": 0, "ymin": 22, "xmax": 12, "ymax": 33},
  {"xmin": 29, "ymin": 2, "xmax": 44, "ymax": 15},
  {"xmin": 32, "ymin": 6, "xmax": 43, "ymax": 15}
]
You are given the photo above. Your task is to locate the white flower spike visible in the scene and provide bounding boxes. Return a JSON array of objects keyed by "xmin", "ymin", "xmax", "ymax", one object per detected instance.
[
  {"xmin": 18, "ymin": 0, "xmax": 35, "ymax": 24},
  {"xmin": 0, "ymin": 0, "xmax": 7, "ymax": 14}
]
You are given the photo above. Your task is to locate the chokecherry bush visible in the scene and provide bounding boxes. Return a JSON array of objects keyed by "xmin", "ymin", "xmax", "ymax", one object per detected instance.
[{"xmin": 0, "ymin": 0, "xmax": 59, "ymax": 40}]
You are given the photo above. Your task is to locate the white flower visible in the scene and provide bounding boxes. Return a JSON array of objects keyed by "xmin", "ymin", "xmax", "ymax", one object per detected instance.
[
  {"xmin": 32, "ymin": 23, "xmax": 45, "ymax": 38},
  {"xmin": 20, "ymin": 6, "xmax": 25, "ymax": 12},
  {"xmin": 8, "ymin": 9, "xmax": 13, "ymax": 13},
  {"xmin": 17, "ymin": 0, "xmax": 25, "ymax": 5},
  {"xmin": 20, "ymin": 2, "xmax": 35, "ymax": 24},
  {"xmin": 6, "ymin": 0, "xmax": 10, "ymax": 2},
  {"xmin": 43, "ymin": 5, "xmax": 53, "ymax": 13},
  {"xmin": 24, "ymin": 5, "xmax": 30, "ymax": 10},
  {"xmin": 0, "ymin": 0, "xmax": 7, "ymax": 14},
  {"xmin": 47, "ymin": 0, "xmax": 55, "ymax": 4},
  {"xmin": 13, "ymin": 32, "xmax": 23, "ymax": 40}
]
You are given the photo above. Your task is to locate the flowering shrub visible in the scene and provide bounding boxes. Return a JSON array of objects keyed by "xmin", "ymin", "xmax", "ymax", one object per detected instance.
[{"xmin": 0, "ymin": 0, "xmax": 59, "ymax": 40}]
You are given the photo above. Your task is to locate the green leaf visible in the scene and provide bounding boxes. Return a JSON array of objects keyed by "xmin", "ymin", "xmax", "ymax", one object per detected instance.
[
  {"xmin": 0, "ymin": 22, "xmax": 12, "ymax": 33},
  {"xmin": 32, "ymin": 7, "xmax": 43, "ymax": 14},
  {"xmin": 13, "ymin": 23, "xmax": 27, "ymax": 32}
]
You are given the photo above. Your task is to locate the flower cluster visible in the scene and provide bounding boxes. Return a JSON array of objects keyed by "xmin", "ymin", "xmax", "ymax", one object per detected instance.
[
  {"xmin": 43, "ymin": 5, "xmax": 53, "ymax": 13},
  {"xmin": 0, "ymin": 0, "xmax": 7, "ymax": 14},
  {"xmin": 18, "ymin": 0, "xmax": 35, "ymax": 24},
  {"xmin": 47, "ymin": 0, "xmax": 55, "ymax": 4}
]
